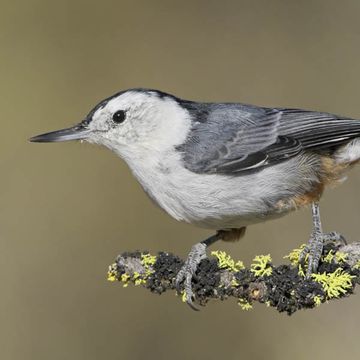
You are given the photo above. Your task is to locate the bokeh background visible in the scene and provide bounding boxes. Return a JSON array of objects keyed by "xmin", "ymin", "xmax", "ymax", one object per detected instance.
[{"xmin": 2, "ymin": 1, "xmax": 360, "ymax": 359}]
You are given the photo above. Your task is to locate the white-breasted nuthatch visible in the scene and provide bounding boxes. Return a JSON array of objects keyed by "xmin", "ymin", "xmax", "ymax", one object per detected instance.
[{"xmin": 31, "ymin": 88, "xmax": 360, "ymax": 309}]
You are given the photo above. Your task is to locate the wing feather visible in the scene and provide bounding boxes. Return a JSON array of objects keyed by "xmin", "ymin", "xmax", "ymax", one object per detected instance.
[{"xmin": 178, "ymin": 102, "xmax": 360, "ymax": 174}]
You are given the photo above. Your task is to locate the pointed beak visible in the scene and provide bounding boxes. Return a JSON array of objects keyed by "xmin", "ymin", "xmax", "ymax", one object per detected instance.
[{"xmin": 29, "ymin": 125, "xmax": 91, "ymax": 143}]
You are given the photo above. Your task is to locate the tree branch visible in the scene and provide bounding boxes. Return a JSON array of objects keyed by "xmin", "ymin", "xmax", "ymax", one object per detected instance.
[{"xmin": 107, "ymin": 241, "xmax": 360, "ymax": 314}]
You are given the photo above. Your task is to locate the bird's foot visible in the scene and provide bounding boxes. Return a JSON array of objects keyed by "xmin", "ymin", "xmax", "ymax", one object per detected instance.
[
  {"xmin": 322, "ymin": 231, "xmax": 347, "ymax": 246},
  {"xmin": 300, "ymin": 231, "xmax": 346, "ymax": 278},
  {"xmin": 175, "ymin": 242, "xmax": 207, "ymax": 310}
]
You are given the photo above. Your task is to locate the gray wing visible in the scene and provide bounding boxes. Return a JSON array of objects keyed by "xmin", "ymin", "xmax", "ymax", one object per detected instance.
[{"xmin": 177, "ymin": 102, "xmax": 360, "ymax": 174}]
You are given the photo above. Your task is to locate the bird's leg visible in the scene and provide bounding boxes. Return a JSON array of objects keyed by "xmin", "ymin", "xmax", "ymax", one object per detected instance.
[
  {"xmin": 300, "ymin": 202, "xmax": 346, "ymax": 277},
  {"xmin": 305, "ymin": 202, "xmax": 324, "ymax": 277},
  {"xmin": 175, "ymin": 233, "xmax": 221, "ymax": 310}
]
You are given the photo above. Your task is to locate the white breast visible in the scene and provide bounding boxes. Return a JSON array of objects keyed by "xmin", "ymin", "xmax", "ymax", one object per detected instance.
[{"xmin": 122, "ymin": 150, "xmax": 321, "ymax": 230}]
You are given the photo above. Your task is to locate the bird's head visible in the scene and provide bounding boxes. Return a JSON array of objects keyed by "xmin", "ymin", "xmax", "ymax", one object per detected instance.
[{"xmin": 30, "ymin": 89, "xmax": 191, "ymax": 160}]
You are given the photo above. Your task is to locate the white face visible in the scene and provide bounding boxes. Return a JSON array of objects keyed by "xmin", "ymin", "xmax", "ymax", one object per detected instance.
[{"xmin": 85, "ymin": 91, "xmax": 191, "ymax": 160}]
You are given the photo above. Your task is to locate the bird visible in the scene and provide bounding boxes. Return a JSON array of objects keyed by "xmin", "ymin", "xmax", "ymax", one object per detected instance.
[{"xmin": 30, "ymin": 88, "xmax": 360, "ymax": 309}]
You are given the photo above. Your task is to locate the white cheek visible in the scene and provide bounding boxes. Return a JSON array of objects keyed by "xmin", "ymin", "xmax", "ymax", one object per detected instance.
[
  {"xmin": 134, "ymin": 99, "xmax": 192, "ymax": 150},
  {"xmin": 86, "ymin": 93, "xmax": 193, "ymax": 175},
  {"xmin": 111, "ymin": 96, "xmax": 192, "ymax": 153}
]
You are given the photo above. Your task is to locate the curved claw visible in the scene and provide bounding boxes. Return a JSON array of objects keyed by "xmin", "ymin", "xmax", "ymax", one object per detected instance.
[
  {"xmin": 323, "ymin": 231, "xmax": 347, "ymax": 245},
  {"xmin": 303, "ymin": 232, "xmax": 324, "ymax": 278},
  {"xmin": 175, "ymin": 265, "xmax": 200, "ymax": 311},
  {"xmin": 186, "ymin": 296, "xmax": 200, "ymax": 311},
  {"xmin": 175, "ymin": 242, "xmax": 207, "ymax": 310},
  {"xmin": 175, "ymin": 269, "xmax": 185, "ymax": 293},
  {"xmin": 300, "ymin": 231, "xmax": 346, "ymax": 278},
  {"xmin": 299, "ymin": 244, "xmax": 310, "ymax": 264}
]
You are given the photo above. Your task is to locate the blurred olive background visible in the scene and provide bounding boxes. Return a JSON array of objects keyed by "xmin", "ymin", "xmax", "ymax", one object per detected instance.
[{"xmin": 2, "ymin": 0, "xmax": 360, "ymax": 359}]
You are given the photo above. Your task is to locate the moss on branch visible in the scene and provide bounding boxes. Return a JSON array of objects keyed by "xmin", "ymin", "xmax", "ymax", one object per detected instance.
[{"xmin": 107, "ymin": 241, "xmax": 360, "ymax": 314}]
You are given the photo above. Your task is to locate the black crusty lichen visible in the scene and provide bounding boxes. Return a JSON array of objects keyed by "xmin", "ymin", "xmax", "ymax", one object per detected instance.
[{"xmin": 107, "ymin": 241, "xmax": 360, "ymax": 315}]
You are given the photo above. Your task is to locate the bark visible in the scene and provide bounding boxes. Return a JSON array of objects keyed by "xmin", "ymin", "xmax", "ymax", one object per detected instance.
[{"xmin": 107, "ymin": 241, "xmax": 360, "ymax": 314}]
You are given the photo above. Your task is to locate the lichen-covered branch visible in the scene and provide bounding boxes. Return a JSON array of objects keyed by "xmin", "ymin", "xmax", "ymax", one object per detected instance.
[{"xmin": 107, "ymin": 241, "xmax": 360, "ymax": 314}]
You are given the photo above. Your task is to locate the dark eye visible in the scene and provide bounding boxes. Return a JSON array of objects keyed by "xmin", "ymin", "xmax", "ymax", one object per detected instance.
[{"xmin": 112, "ymin": 110, "xmax": 126, "ymax": 124}]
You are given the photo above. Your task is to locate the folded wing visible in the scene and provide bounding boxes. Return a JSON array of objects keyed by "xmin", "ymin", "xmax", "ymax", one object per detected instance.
[{"xmin": 178, "ymin": 103, "xmax": 360, "ymax": 174}]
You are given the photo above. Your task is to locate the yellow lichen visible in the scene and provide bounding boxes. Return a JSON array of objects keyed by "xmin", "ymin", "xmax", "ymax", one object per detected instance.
[
  {"xmin": 284, "ymin": 244, "xmax": 310, "ymax": 276},
  {"xmin": 250, "ymin": 254, "xmax": 272, "ymax": 277},
  {"xmin": 107, "ymin": 255, "xmax": 155, "ymax": 288},
  {"xmin": 353, "ymin": 260, "xmax": 360, "ymax": 270},
  {"xmin": 231, "ymin": 278, "xmax": 239, "ymax": 287},
  {"xmin": 311, "ymin": 268, "xmax": 355, "ymax": 299},
  {"xmin": 335, "ymin": 252, "xmax": 348, "ymax": 263},
  {"xmin": 120, "ymin": 273, "xmax": 131, "ymax": 287},
  {"xmin": 133, "ymin": 272, "xmax": 146, "ymax": 286},
  {"xmin": 107, "ymin": 263, "xmax": 118, "ymax": 282},
  {"xmin": 298, "ymin": 264, "xmax": 306, "ymax": 278},
  {"xmin": 211, "ymin": 250, "xmax": 245, "ymax": 272},
  {"xmin": 284, "ymin": 244, "xmax": 307, "ymax": 266},
  {"xmin": 144, "ymin": 268, "xmax": 154, "ymax": 277},
  {"xmin": 140, "ymin": 253, "xmax": 157, "ymax": 277},
  {"xmin": 313, "ymin": 295, "xmax": 322, "ymax": 307},
  {"xmin": 322, "ymin": 250, "xmax": 347, "ymax": 263},
  {"xmin": 141, "ymin": 253, "xmax": 157, "ymax": 267},
  {"xmin": 181, "ymin": 291, "xmax": 187, "ymax": 303},
  {"xmin": 323, "ymin": 250, "xmax": 335, "ymax": 263},
  {"xmin": 107, "ymin": 272, "xmax": 117, "ymax": 282},
  {"xmin": 238, "ymin": 298, "xmax": 253, "ymax": 310}
]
